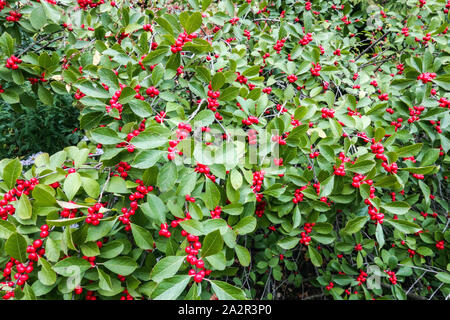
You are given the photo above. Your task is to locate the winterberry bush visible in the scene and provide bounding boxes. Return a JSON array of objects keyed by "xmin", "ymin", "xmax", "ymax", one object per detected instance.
[{"xmin": 0, "ymin": 0, "xmax": 449, "ymax": 300}]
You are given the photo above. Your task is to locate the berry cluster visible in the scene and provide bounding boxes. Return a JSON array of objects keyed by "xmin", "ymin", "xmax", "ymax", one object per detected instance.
[
  {"xmin": 417, "ymin": 72, "xmax": 436, "ymax": 84},
  {"xmin": 333, "ymin": 163, "xmax": 346, "ymax": 176},
  {"xmin": 271, "ymin": 134, "xmax": 286, "ymax": 145},
  {"xmin": 381, "ymin": 161, "xmax": 398, "ymax": 174},
  {"xmin": 207, "ymin": 83, "xmax": 220, "ymax": 111},
  {"xmin": 170, "ymin": 32, "xmax": 197, "ymax": 53},
  {"xmin": 5, "ymin": 10, "xmax": 22, "ymax": 22},
  {"xmin": 304, "ymin": 222, "xmax": 315, "ymax": 234},
  {"xmin": 292, "ymin": 186, "xmax": 308, "ymax": 203},
  {"xmin": 158, "ymin": 223, "xmax": 172, "ymax": 238},
  {"xmin": 210, "ymin": 206, "xmax": 222, "ymax": 219},
  {"xmin": 251, "ymin": 170, "xmax": 265, "ymax": 202},
  {"xmin": 436, "ymin": 240, "xmax": 445, "ymax": 250},
  {"xmin": 299, "ymin": 231, "xmax": 312, "ymax": 246},
  {"xmin": 406, "ymin": 105, "xmax": 425, "ymax": 124},
  {"xmin": 145, "ymin": 86, "xmax": 160, "ymax": 98},
  {"xmin": 273, "ymin": 39, "xmax": 286, "ymax": 53},
  {"xmin": 155, "ymin": 110, "xmax": 166, "ymax": 123},
  {"xmin": 244, "ymin": 29, "xmax": 251, "ymax": 40},
  {"xmin": 438, "ymin": 97, "xmax": 450, "ymax": 109},
  {"xmin": 356, "ymin": 270, "xmax": 368, "ymax": 285},
  {"xmin": 310, "ymin": 62, "xmax": 321, "ymax": 76},
  {"xmin": 309, "ymin": 150, "xmax": 320, "ymax": 159},
  {"xmin": 287, "ymin": 74, "xmax": 297, "ymax": 83},
  {"xmin": 351, "ymin": 174, "xmax": 374, "ymax": 189},
  {"xmin": 365, "ymin": 199, "xmax": 384, "ymax": 224},
  {"xmin": 386, "ymin": 270, "xmax": 397, "ymax": 284},
  {"xmin": 77, "ymin": 0, "xmax": 105, "ymax": 9},
  {"xmin": 321, "ymin": 107, "xmax": 335, "ymax": 118},
  {"xmin": 194, "ymin": 163, "xmax": 216, "ymax": 182},
  {"xmin": 185, "ymin": 234, "xmax": 211, "ymax": 283},
  {"xmin": 298, "ymin": 33, "xmax": 313, "ymax": 46},
  {"xmin": 60, "ymin": 206, "xmax": 80, "ymax": 218},
  {"xmin": 242, "ymin": 115, "xmax": 259, "ymax": 125},
  {"xmin": 5, "ymin": 55, "xmax": 22, "ymax": 69},
  {"xmin": 82, "ymin": 255, "xmax": 96, "ymax": 267},
  {"xmin": 378, "ymin": 93, "xmax": 389, "ymax": 101},
  {"xmin": 143, "ymin": 24, "xmax": 153, "ymax": 32},
  {"xmin": 247, "ymin": 129, "xmax": 258, "ymax": 145},
  {"xmin": 86, "ymin": 203, "xmax": 105, "ymax": 225},
  {"xmin": 255, "ymin": 200, "xmax": 266, "ymax": 217},
  {"xmin": 106, "ymin": 84, "xmax": 128, "ymax": 118},
  {"xmin": 74, "ymin": 89, "xmax": 85, "ymax": 100}
]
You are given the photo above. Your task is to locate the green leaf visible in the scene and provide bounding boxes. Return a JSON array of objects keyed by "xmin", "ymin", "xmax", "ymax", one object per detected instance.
[
  {"xmin": 204, "ymin": 179, "xmax": 220, "ymax": 210},
  {"xmin": 342, "ymin": 216, "xmax": 368, "ymax": 235},
  {"xmin": 376, "ymin": 223, "xmax": 385, "ymax": 249},
  {"xmin": 314, "ymin": 222, "xmax": 333, "ymax": 234},
  {"xmin": 385, "ymin": 219, "xmax": 422, "ymax": 234},
  {"xmin": 346, "ymin": 160, "xmax": 376, "ymax": 174},
  {"xmin": 105, "ymin": 176, "xmax": 128, "ymax": 194},
  {"xmin": 230, "ymin": 169, "xmax": 242, "ymax": 190},
  {"xmin": 150, "ymin": 255, "xmax": 186, "ymax": 283},
  {"xmin": 395, "ymin": 143, "xmax": 423, "ymax": 157},
  {"xmin": 103, "ymin": 257, "xmax": 138, "ymax": 276},
  {"xmin": 32, "ymin": 184, "xmax": 56, "ymax": 206},
  {"xmin": 151, "ymin": 275, "xmax": 190, "ymax": 300},
  {"xmin": 140, "ymin": 194, "xmax": 167, "ymax": 225},
  {"xmin": 320, "ymin": 175, "xmax": 334, "ymax": 197},
  {"xmin": 37, "ymin": 257, "xmax": 57, "ymax": 286},
  {"xmin": 233, "ymin": 216, "xmax": 257, "ymax": 235},
  {"xmin": 435, "ymin": 272, "xmax": 450, "ymax": 284},
  {"xmin": 80, "ymin": 242, "xmax": 100, "ymax": 257},
  {"xmin": 0, "ymin": 220, "xmax": 16, "ymax": 239},
  {"xmin": 132, "ymin": 150, "xmax": 164, "ymax": 169},
  {"xmin": 128, "ymin": 100, "xmax": 153, "ymax": 117},
  {"xmin": 130, "ymin": 223, "xmax": 154, "ymax": 250},
  {"xmin": 193, "ymin": 109, "xmax": 215, "ymax": 127},
  {"xmin": 308, "ymin": 245, "xmax": 322, "ymax": 267},
  {"xmin": 381, "ymin": 201, "xmax": 410, "ymax": 215},
  {"xmin": 5, "ymin": 232, "xmax": 27, "ymax": 262},
  {"xmin": 184, "ymin": 12, "xmax": 203, "ymax": 34},
  {"xmin": 235, "ymin": 244, "xmax": 251, "ymax": 266},
  {"xmin": 201, "ymin": 230, "xmax": 223, "ymax": 257},
  {"xmin": 63, "ymin": 172, "xmax": 81, "ymax": 201},
  {"xmin": 209, "ymin": 280, "xmax": 247, "ymax": 300},
  {"xmin": 277, "ymin": 237, "xmax": 299, "ymax": 250},
  {"xmin": 85, "ymin": 219, "xmax": 116, "ymax": 242},
  {"xmin": 211, "ymin": 72, "xmax": 225, "ymax": 91},
  {"xmin": 52, "ymin": 257, "xmax": 91, "ymax": 276},
  {"xmin": 179, "ymin": 219, "xmax": 204, "ymax": 236},
  {"xmin": 47, "ymin": 216, "xmax": 86, "ymax": 227},
  {"xmin": 3, "ymin": 158, "xmax": 22, "ymax": 189},
  {"xmin": 98, "ymin": 268, "xmax": 113, "ymax": 291},
  {"xmin": 30, "ymin": 4, "xmax": 47, "ymax": 30},
  {"xmin": 141, "ymin": 47, "xmax": 169, "ymax": 66},
  {"xmin": 90, "ymin": 127, "xmax": 122, "ymax": 145},
  {"xmin": 219, "ymin": 86, "xmax": 240, "ymax": 101},
  {"xmin": 16, "ymin": 194, "xmax": 32, "ymax": 220}
]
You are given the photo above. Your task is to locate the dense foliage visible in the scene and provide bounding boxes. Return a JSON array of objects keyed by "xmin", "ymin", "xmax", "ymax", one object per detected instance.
[
  {"xmin": 0, "ymin": 0, "xmax": 449, "ymax": 300},
  {"xmin": 0, "ymin": 96, "xmax": 82, "ymax": 159}
]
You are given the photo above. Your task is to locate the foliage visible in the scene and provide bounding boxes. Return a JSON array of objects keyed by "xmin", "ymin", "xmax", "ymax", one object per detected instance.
[
  {"xmin": 0, "ymin": 0, "xmax": 449, "ymax": 301},
  {"xmin": 0, "ymin": 96, "xmax": 82, "ymax": 159}
]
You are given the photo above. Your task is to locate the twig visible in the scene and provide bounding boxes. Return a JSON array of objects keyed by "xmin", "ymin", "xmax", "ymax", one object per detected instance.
[{"xmin": 354, "ymin": 30, "xmax": 391, "ymax": 62}]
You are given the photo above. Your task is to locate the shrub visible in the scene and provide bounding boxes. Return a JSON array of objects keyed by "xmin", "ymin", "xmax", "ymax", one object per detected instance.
[
  {"xmin": 0, "ymin": 96, "xmax": 82, "ymax": 159},
  {"xmin": 0, "ymin": 0, "xmax": 449, "ymax": 300}
]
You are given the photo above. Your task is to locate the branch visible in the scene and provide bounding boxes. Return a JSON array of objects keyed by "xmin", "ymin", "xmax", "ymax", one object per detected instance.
[{"xmin": 354, "ymin": 30, "xmax": 391, "ymax": 62}]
